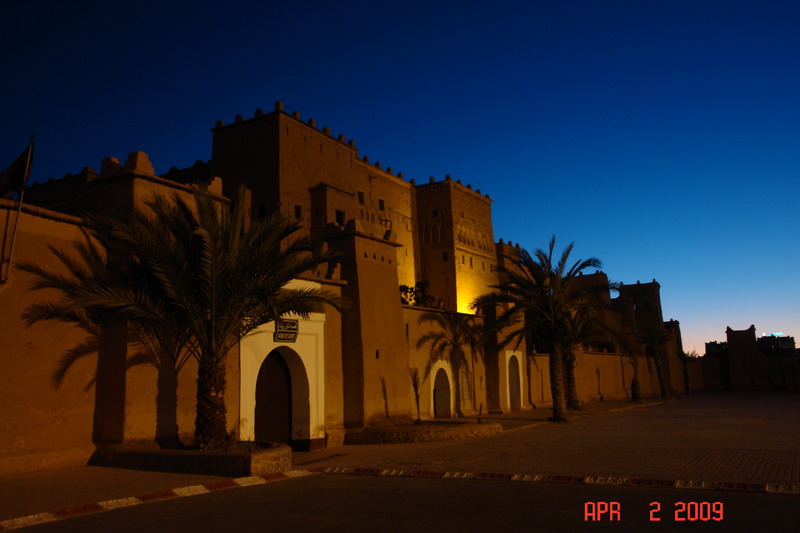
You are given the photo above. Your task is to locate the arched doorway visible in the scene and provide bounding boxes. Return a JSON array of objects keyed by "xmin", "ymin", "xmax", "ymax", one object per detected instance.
[
  {"xmin": 508, "ymin": 355, "xmax": 521, "ymax": 411},
  {"xmin": 433, "ymin": 368, "xmax": 451, "ymax": 418},
  {"xmin": 255, "ymin": 351, "xmax": 292, "ymax": 445}
]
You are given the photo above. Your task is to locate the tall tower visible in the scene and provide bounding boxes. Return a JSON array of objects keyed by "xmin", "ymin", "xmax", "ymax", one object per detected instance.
[
  {"xmin": 618, "ymin": 280, "xmax": 664, "ymax": 331},
  {"xmin": 210, "ymin": 102, "xmax": 419, "ymax": 287},
  {"xmin": 415, "ymin": 176, "xmax": 497, "ymax": 313}
]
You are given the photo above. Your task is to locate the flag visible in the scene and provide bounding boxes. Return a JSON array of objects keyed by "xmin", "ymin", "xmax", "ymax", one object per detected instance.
[{"xmin": 0, "ymin": 138, "xmax": 34, "ymax": 198}]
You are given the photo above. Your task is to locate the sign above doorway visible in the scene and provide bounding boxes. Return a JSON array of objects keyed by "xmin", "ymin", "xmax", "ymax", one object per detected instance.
[{"xmin": 274, "ymin": 319, "xmax": 299, "ymax": 343}]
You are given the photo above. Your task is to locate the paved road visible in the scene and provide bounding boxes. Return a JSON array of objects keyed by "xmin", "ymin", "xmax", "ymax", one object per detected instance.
[
  {"xmin": 0, "ymin": 467, "xmax": 228, "ymax": 523},
  {"xmin": 19, "ymin": 474, "xmax": 798, "ymax": 533},
  {"xmin": 294, "ymin": 392, "xmax": 800, "ymax": 484}
]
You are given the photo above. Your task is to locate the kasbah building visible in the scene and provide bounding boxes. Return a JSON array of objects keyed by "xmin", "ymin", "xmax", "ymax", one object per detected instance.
[{"xmin": 0, "ymin": 102, "xmax": 701, "ymax": 475}]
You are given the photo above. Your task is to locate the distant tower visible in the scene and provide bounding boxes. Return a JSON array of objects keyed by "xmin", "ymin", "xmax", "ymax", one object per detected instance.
[{"xmin": 618, "ymin": 280, "xmax": 664, "ymax": 331}]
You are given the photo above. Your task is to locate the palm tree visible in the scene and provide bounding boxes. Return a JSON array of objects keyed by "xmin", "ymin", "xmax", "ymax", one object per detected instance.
[
  {"xmin": 116, "ymin": 186, "xmax": 343, "ymax": 448},
  {"xmin": 465, "ymin": 318, "xmax": 486, "ymax": 412},
  {"xmin": 416, "ymin": 311, "xmax": 483, "ymax": 417},
  {"xmin": 472, "ymin": 236, "xmax": 602, "ymax": 422},
  {"xmin": 679, "ymin": 350, "xmax": 699, "ymax": 396},
  {"xmin": 26, "ymin": 185, "xmax": 342, "ymax": 449},
  {"xmin": 637, "ymin": 325, "xmax": 673, "ymax": 399}
]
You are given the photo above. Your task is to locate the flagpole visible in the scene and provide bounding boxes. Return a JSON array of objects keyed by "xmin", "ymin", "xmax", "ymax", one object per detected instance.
[{"xmin": 1, "ymin": 136, "xmax": 34, "ymax": 283}]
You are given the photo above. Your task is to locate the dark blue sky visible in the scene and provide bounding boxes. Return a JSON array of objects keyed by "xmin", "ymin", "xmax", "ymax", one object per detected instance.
[{"xmin": 3, "ymin": 0, "xmax": 799, "ymax": 351}]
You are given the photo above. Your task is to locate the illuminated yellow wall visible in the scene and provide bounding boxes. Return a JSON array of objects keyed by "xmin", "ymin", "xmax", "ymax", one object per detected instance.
[
  {"xmin": 403, "ymin": 307, "xmax": 488, "ymax": 418},
  {"xmin": 415, "ymin": 177, "xmax": 497, "ymax": 313}
]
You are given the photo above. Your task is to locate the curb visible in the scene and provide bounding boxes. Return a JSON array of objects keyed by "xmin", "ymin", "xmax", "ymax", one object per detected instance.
[
  {"xmin": 314, "ymin": 466, "xmax": 800, "ymax": 495},
  {"xmin": 0, "ymin": 470, "xmax": 315, "ymax": 531},
  {"xmin": 344, "ymin": 422, "xmax": 503, "ymax": 445},
  {"xmin": 3, "ymin": 462, "xmax": 796, "ymax": 530}
]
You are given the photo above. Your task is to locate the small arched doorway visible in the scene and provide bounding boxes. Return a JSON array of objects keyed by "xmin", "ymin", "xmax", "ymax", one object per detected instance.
[
  {"xmin": 255, "ymin": 351, "xmax": 292, "ymax": 445},
  {"xmin": 433, "ymin": 368, "xmax": 451, "ymax": 418},
  {"xmin": 508, "ymin": 355, "xmax": 521, "ymax": 411}
]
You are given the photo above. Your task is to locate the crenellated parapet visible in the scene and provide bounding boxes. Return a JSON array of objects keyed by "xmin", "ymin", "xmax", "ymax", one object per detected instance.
[
  {"xmin": 24, "ymin": 150, "xmax": 225, "ymax": 218},
  {"xmin": 417, "ymin": 173, "xmax": 492, "ymax": 203},
  {"xmin": 213, "ymin": 102, "xmax": 434, "ymax": 189}
]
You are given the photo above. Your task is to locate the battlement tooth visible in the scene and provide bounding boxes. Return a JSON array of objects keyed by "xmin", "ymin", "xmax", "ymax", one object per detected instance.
[
  {"xmin": 101, "ymin": 156, "xmax": 121, "ymax": 177},
  {"xmin": 122, "ymin": 151, "xmax": 155, "ymax": 177}
]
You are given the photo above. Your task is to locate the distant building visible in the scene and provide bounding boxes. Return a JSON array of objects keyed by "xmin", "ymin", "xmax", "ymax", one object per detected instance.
[
  {"xmin": 705, "ymin": 341, "xmax": 727, "ymax": 357},
  {"xmin": 757, "ymin": 334, "xmax": 796, "ymax": 356},
  {"xmin": 702, "ymin": 326, "xmax": 799, "ymax": 390}
]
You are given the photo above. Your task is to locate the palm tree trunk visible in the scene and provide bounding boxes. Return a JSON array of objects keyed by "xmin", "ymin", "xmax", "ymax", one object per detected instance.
[
  {"xmin": 195, "ymin": 357, "xmax": 228, "ymax": 448},
  {"xmin": 155, "ymin": 358, "xmax": 180, "ymax": 448},
  {"xmin": 652, "ymin": 350, "xmax": 672, "ymax": 399},
  {"xmin": 682, "ymin": 360, "xmax": 691, "ymax": 396},
  {"xmin": 470, "ymin": 348, "xmax": 478, "ymax": 412},
  {"xmin": 549, "ymin": 351, "xmax": 567, "ymax": 421},
  {"xmin": 526, "ymin": 354, "xmax": 536, "ymax": 408},
  {"xmin": 630, "ymin": 356, "xmax": 642, "ymax": 402},
  {"xmin": 563, "ymin": 351, "xmax": 583, "ymax": 410},
  {"xmin": 453, "ymin": 361, "xmax": 464, "ymax": 417}
]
